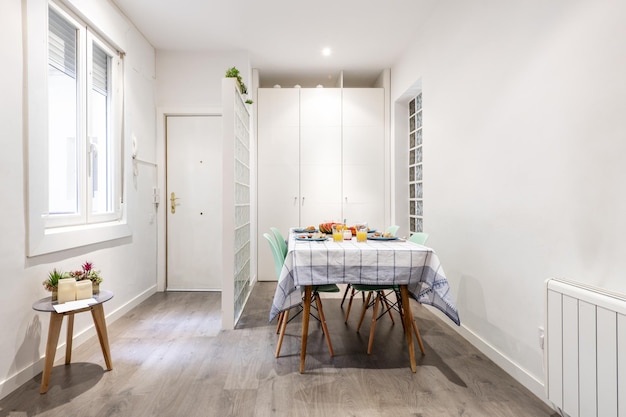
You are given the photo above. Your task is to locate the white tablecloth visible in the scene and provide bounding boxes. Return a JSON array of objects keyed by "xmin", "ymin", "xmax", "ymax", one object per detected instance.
[{"xmin": 270, "ymin": 232, "xmax": 461, "ymax": 326}]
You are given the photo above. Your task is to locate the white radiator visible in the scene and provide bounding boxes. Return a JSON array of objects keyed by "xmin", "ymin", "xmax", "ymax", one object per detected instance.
[{"xmin": 545, "ymin": 278, "xmax": 626, "ymax": 417}]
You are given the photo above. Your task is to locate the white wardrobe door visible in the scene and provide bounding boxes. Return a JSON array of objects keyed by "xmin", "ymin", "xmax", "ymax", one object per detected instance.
[
  {"xmin": 300, "ymin": 88, "xmax": 342, "ymax": 225},
  {"xmin": 257, "ymin": 88, "xmax": 300, "ymax": 281},
  {"xmin": 342, "ymin": 88, "xmax": 385, "ymax": 228}
]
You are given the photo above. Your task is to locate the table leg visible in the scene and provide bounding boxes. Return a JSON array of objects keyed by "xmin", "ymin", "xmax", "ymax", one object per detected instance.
[
  {"xmin": 400, "ymin": 285, "xmax": 417, "ymax": 372},
  {"xmin": 41, "ymin": 313, "xmax": 64, "ymax": 394},
  {"xmin": 91, "ymin": 304, "xmax": 113, "ymax": 370},
  {"xmin": 300, "ymin": 286, "xmax": 312, "ymax": 373},
  {"xmin": 65, "ymin": 313, "xmax": 74, "ymax": 364}
]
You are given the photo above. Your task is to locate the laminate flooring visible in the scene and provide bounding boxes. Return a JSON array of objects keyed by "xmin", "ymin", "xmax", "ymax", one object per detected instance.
[{"xmin": 0, "ymin": 283, "xmax": 557, "ymax": 417}]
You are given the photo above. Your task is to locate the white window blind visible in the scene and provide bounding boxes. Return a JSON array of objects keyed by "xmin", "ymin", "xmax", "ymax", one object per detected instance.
[
  {"xmin": 92, "ymin": 44, "xmax": 108, "ymax": 95},
  {"xmin": 48, "ymin": 7, "xmax": 76, "ymax": 77}
]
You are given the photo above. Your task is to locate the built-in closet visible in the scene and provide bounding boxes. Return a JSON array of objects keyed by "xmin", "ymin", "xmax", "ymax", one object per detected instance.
[{"xmin": 257, "ymin": 81, "xmax": 385, "ymax": 281}]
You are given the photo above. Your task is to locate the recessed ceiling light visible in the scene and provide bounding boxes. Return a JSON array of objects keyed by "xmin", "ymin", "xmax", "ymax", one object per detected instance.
[{"xmin": 321, "ymin": 47, "xmax": 332, "ymax": 57}]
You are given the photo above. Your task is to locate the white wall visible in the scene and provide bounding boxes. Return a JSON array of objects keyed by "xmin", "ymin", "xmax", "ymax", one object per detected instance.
[
  {"xmin": 156, "ymin": 51, "xmax": 251, "ymax": 108},
  {"xmin": 0, "ymin": 0, "xmax": 158, "ymax": 399},
  {"xmin": 391, "ymin": 0, "xmax": 626, "ymax": 401}
]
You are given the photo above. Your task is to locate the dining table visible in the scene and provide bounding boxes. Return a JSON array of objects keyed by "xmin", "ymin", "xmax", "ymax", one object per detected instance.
[{"xmin": 270, "ymin": 228, "xmax": 461, "ymax": 373}]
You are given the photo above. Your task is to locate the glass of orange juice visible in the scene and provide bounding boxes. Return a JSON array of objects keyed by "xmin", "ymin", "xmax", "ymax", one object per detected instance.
[
  {"xmin": 356, "ymin": 224, "xmax": 368, "ymax": 242},
  {"xmin": 332, "ymin": 223, "xmax": 344, "ymax": 242}
]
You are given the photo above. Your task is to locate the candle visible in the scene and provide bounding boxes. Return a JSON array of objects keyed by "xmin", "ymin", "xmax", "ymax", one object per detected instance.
[
  {"xmin": 75, "ymin": 280, "xmax": 92, "ymax": 300},
  {"xmin": 57, "ymin": 278, "xmax": 76, "ymax": 304}
]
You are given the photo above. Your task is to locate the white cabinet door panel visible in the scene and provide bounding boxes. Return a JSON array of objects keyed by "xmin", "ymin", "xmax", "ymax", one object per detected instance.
[
  {"xmin": 257, "ymin": 162, "xmax": 300, "ymax": 281},
  {"xmin": 257, "ymin": 126, "xmax": 299, "ymax": 165},
  {"xmin": 258, "ymin": 88, "xmax": 300, "ymax": 127},
  {"xmin": 342, "ymin": 88, "xmax": 384, "ymax": 126},
  {"xmin": 300, "ymin": 165, "xmax": 342, "ymax": 225},
  {"xmin": 343, "ymin": 162, "xmax": 385, "ymax": 227},
  {"xmin": 300, "ymin": 89, "xmax": 341, "ymax": 126},
  {"xmin": 300, "ymin": 89, "xmax": 342, "ymax": 226},
  {"xmin": 342, "ymin": 89, "xmax": 385, "ymax": 227},
  {"xmin": 300, "ymin": 126, "xmax": 342, "ymax": 160},
  {"xmin": 343, "ymin": 126, "xmax": 383, "ymax": 166},
  {"xmin": 257, "ymin": 88, "xmax": 300, "ymax": 281}
]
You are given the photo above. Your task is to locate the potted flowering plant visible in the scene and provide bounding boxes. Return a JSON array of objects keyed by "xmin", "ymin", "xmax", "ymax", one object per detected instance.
[
  {"xmin": 43, "ymin": 269, "xmax": 68, "ymax": 301},
  {"xmin": 69, "ymin": 261, "xmax": 103, "ymax": 294}
]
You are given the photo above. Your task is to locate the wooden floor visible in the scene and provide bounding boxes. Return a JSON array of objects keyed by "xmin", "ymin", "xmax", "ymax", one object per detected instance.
[{"xmin": 0, "ymin": 283, "xmax": 557, "ymax": 417}]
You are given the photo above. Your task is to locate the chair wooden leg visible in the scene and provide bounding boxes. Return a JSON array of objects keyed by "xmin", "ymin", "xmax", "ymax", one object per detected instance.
[
  {"xmin": 314, "ymin": 294, "xmax": 334, "ymax": 357},
  {"xmin": 412, "ymin": 317, "xmax": 426, "ymax": 355},
  {"xmin": 367, "ymin": 294, "xmax": 381, "ymax": 354},
  {"xmin": 275, "ymin": 311, "xmax": 284, "ymax": 334},
  {"xmin": 340, "ymin": 283, "xmax": 352, "ymax": 308},
  {"xmin": 356, "ymin": 291, "xmax": 373, "ymax": 332},
  {"xmin": 400, "ymin": 285, "xmax": 417, "ymax": 372},
  {"xmin": 395, "ymin": 290, "xmax": 426, "ymax": 355},
  {"xmin": 300, "ymin": 286, "xmax": 312, "ymax": 373},
  {"xmin": 275, "ymin": 309, "xmax": 289, "ymax": 358},
  {"xmin": 344, "ymin": 287, "xmax": 357, "ymax": 323}
]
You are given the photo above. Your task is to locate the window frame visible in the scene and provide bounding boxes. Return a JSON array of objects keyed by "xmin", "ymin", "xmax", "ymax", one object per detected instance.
[{"xmin": 26, "ymin": 0, "xmax": 129, "ymax": 257}]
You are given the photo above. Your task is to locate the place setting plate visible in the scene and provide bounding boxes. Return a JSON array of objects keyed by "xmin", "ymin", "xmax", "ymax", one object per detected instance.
[
  {"xmin": 293, "ymin": 227, "xmax": 318, "ymax": 233},
  {"xmin": 367, "ymin": 235, "xmax": 399, "ymax": 241},
  {"xmin": 295, "ymin": 234, "xmax": 328, "ymax": 241}
]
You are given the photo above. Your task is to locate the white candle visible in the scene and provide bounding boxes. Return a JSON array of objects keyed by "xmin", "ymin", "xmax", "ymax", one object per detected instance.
[
  {"xmin": 75, "ymin": 280, "xmax": 92, "ymax": 300},
  {"xmin": 57, "ymin": 278, "xmax": 76, "ymax": 304}
]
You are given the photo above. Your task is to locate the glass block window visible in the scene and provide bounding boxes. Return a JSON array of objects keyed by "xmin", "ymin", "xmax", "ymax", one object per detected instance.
[
  {"xmin": 233, "ymin": 91, "xmax": 251, "ymax": 324},
  {"xmin": 409, "ymin": 93, "xmax": 423, "ymax": 234}
]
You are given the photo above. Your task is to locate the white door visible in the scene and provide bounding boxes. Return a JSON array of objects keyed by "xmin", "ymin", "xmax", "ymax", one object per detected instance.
[{"xmin": 166, "ymin": 115, "xmax": 222, "ymax": 290}]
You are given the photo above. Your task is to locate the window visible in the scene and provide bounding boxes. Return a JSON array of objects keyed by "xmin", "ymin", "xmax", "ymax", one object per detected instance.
[
  {"xmin": 27, "ymin": 1, "xmax": 128, "ymax": 256},
  {"xmin": 408, "ymin": 93, "xmax": 423, "ymax": 234}
]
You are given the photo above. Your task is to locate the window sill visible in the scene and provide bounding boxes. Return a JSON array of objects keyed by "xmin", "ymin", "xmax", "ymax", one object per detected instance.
[{"xmin": 28, "ymin": 220, "xmax": 131, "ymax": 257}]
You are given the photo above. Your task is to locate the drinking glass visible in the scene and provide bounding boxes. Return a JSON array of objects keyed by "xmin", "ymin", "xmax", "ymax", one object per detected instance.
[
  {"xmin": 356, "ymin": 223, "xmax": 368, "ymax": 242},
  {"xmin": 332, "ymin": 224, "xmax": 344, "ymax": 242}
]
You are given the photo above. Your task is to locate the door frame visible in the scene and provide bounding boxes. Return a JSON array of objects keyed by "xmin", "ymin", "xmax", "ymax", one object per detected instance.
[{"xmin": 156, "ymin": 107, "xmax": 222, "ymax": 292}]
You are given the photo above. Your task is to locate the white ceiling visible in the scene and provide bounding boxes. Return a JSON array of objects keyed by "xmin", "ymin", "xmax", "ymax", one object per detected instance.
[{"xmin": 111, "ymin": 0, "xmax": 436, "ymax": 86}]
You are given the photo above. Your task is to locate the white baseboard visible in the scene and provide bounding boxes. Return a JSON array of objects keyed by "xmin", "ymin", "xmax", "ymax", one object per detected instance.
[
  {"xmin": 426, "ymin": 306, "xmax": 551, "ymax": 408},
  {"xmin": 0, "ymin": 285, "xmax": 157, "ymax": 400}
]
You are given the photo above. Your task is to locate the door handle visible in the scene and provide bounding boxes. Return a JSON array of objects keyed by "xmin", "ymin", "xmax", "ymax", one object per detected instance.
[{"xmin": 170, "ymin": 192, "xmax": 179, "ymax": 214}]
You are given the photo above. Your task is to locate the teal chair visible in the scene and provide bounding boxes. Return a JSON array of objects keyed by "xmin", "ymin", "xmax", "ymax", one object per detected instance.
[
  {"xmin": 263, "ymin": 232, "xmax": 339, "ymax": 358},
  {"xmin": 340, "ymin": 225, "xmax": 400, "ymax": 308},
  {"xmin": 270, "ymin": 227, "xmax": 288, "ymax": 258},
  {"xmin": 342, "ymin": 224, "xmax": 403, "ymax": 315},
  {"xmin": 408, "ymin": 232, "xmax": 429, "ymax": 245},
  {"xmin": 344, "ymin": 230, "xmax": 429, "ymax": 355},
  {"xmin": 385, "ymin": 225, "xmax": 400, "ymax": 236}
]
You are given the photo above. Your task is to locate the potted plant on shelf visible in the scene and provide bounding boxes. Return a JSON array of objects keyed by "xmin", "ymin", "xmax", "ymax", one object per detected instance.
[
  {"xmin": 225, "ymin": 66, "xmax": 253, "ymax": 104},
  {"xmin": 69, "ymin": 261, "xmax": 103, "ymax": 294},
  {"xmin": 43, "ymin": 269, "xmax": 68, "ymax": 301}
]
